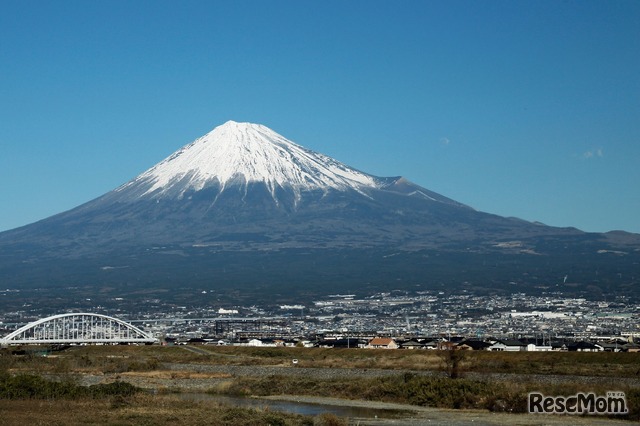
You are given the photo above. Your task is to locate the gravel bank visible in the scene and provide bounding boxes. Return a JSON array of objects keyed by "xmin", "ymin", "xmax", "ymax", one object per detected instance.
[{"xmin": 165, "ymin": 362, "xmax": 640, "ymax": 388}]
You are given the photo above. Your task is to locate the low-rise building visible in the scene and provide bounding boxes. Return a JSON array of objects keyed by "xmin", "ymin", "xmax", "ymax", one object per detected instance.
[{"xmin": 367, "ymin": 337, "xmax": 398, "ymax": 349}]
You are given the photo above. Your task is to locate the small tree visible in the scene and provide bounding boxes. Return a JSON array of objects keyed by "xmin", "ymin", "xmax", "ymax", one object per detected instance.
[{"xmin": 437, "ymin": 347, "xmax": 467, "ymax": 379}]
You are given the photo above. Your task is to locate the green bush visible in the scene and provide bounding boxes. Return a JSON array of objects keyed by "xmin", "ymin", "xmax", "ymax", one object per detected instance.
[
  {"xmin": 403, "ymin": 376, "xmax": 492, "ymax": 408},
  {"xmin": 0, "ymin": 372, "xmax": 140, "ymax": 400},
  {"xmin": 88, "ymin": 380, "xmax": 140, "ymax": 398}
]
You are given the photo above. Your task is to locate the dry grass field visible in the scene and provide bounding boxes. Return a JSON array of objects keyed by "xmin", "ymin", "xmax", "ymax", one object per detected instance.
[
  {"xmin": 6, "ymin": 344, "xmax": 638, "ymax": 376},
  {"xmin": 1, "ymin": 344, "xmax": 639, "ymax": 424}
]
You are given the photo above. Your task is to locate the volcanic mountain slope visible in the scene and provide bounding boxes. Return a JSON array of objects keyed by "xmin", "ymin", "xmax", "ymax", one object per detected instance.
[
  {"xmin": 0, "ymin": 121, "xmax": 575, "ymax": 250},
  {"xmin": 0, "ymin": 121, "xmax": 638, "ymax": 303}
]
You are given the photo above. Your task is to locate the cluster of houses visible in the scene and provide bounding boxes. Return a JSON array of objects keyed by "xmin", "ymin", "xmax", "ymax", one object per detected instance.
[
  {"xmin": 167, "ymin": 335, "xmax": 640, "ymax": 352},
  {"xmin": 326, "ymin": 337, "xmax": 640, "ymax": 352}
]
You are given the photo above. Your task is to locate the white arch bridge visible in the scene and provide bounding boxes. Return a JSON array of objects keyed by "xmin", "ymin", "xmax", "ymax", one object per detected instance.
[{"xmin": 0, "ymin": 313, "xmax": 157, "ymax": 345}]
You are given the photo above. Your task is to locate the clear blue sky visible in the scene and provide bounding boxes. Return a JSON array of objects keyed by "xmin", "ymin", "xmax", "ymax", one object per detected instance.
[{"xmin": 1, "ymin": 1, "xmax": 639, "ymax": 233}]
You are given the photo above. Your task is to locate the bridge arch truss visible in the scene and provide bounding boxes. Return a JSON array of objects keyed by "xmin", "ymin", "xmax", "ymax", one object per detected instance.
[{"xmin": 0, "ymin": 313, "xmax": 157, "ymax": 345}]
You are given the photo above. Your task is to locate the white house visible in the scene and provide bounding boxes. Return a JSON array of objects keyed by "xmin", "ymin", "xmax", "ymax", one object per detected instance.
[{"xmin": 489, "ymin": 339, "xmax": 525, "ymax": 351}]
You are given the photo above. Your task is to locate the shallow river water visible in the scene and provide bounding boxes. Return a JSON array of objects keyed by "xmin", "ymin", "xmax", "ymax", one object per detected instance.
[{"xmin": 179, "ymin": 393, "xmax": 408, "ymax": 419}]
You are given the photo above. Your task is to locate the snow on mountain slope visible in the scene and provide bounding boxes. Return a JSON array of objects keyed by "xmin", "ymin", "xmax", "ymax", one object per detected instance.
[{"xmin": 118, "ymin": 121, "xmax": 381, "ymax": 200}]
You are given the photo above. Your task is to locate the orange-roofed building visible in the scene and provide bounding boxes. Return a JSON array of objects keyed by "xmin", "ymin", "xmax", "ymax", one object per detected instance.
[{"xmin": 367, "ymin": 337, "xmax": 398, "ymax": 349}]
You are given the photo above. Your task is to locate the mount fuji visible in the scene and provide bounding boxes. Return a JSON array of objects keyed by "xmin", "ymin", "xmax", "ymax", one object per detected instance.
[{"xmin": 1, "ymin": 121, "xmax": 638, "ymax": 305}]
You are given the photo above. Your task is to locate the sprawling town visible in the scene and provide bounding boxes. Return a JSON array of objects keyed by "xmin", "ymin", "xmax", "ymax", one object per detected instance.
[{"xmin": 2, "ymin": 288, "xmax": 638, "ymax": 352}]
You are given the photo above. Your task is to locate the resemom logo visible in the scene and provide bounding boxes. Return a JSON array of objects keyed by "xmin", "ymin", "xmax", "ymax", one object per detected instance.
[{"xmin": 528, "ymin": 392, "xmax": 628, "ymax": 415}]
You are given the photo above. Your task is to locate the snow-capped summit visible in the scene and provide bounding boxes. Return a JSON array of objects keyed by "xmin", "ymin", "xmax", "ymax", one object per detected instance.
[
  {"xmin": 119, "ymin": 121, "xmax": 380, "ymax": 200},
  {"xmin": 2, "ymin": 119, "xmax": 634, "ymax": 307}
]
